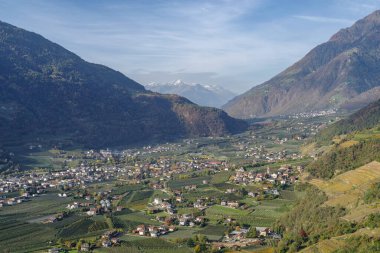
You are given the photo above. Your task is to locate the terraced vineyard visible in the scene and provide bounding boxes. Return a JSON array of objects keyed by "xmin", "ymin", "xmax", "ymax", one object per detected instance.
[
  {"xmin": 308, "ymin": 161, "xmax": 380, "ymax": 226},
  {"xmin": 342, "ymin": 203, "xmax": 380, "ymax": 222},
  {"xmin": 300, "ymin": 228, "xmax": 380, "ymax": 253},
  {"xmin": 310, "ymin": 161, "xmax": 380, "ymax": 207},
  {"xmin": 299, "ymin": 237, "xmax": 346, "ymax": 253}
]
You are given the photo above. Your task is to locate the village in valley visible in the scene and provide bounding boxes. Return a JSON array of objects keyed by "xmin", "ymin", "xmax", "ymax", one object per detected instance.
[{"xmin": 0, "ymin": 116, "xmax": 333, "ymax": 252}]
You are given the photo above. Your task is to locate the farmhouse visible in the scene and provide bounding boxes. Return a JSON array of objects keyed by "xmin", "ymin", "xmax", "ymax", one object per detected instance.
[
  {"xmin": 81, "ymin": 243, "xmax": 90, "ymax": 252},
  {"xmin": 86, "ymin": 207, "xmax": 98, "ymax": 216},
  {"xmin": 256, "ymin": 227, "xmax": 271, "ymax": 237},
  {"xmin": 134, "ymin": 224, "xmax": 171, "ymax": 237},
  {"xmin": 225, "ymin": 227, "xmax": 250, "ymax": 241},
  {"xmin": 227, "ymin": 201, "xmax": 240, "ymax": 208}
]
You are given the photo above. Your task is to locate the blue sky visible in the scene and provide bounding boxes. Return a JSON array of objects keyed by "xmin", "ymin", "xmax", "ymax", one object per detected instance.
[{"xmin": 0, "ymin": 0, "xmax": 380, "ymax": 93}]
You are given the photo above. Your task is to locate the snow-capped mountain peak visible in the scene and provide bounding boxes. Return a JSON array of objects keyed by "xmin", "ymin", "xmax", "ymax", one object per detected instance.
[
  {"xmin": 172, "ymin": 79, "xmax": 187, "ymax": 86},
  {"xmin": 145, "ymin": 80, "xmax": 236, "ymax": 108}
]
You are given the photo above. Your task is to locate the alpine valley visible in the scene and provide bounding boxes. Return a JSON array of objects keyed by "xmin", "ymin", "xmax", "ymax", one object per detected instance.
[{"xmin": 0, "ymin": 5, "xmax": 380, "ymax": 253}]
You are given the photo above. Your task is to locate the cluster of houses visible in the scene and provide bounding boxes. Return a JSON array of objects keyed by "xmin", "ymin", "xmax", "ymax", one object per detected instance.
[
  {"xmin": 0, "ymin": 193, "xmax": 33, "ymax": 207},
  {"xmin": 232, "ymin": 115, "xmax": 333, "ymax": 164},
  {"xmin": 210, "ymin": 226, "xmax": 282, "ymax": 251},
  {"xmin": 178, "ymin": 214, "xmax": 206, "ymax": 227},
  {"xmin": 99, "ymin": 230, "xmax": 120, "ymax": 248},
  {"xmin": 48, "ymin": 230, "xmax": 120, "ymax": 252},
  {"xmin": 0, "ymin": 175, "xmax": 48, "ymax": 208},
  {"xmin": 1, "ymin": 135, "xmax": 304, "ymax": 211},
  {"xmin": 123, "ymin": 158, "xmax": 228, "ymax": 184},
  {"xmin": 289, "ymin": 109, "xmax": 337, "ymax": 119},
  {"xmin": 224, "ymin": 226, "xmax": 280, "ymax": 242},
  {"xmin": 0, "ymin": 163, "xmax": 131, "ymax": 208},
  {"xmin": 42, "ymin": 212, "xmax": 69, "ymax": 224},
  {"xmin": 285, "ymin": 113, "xmax": 335, "ymax": 140},
  {"xmin": 225, "ymin": 227, "xmax": 252, "ymax": 242},
  {"xmin": 149, "ymin": 197, "xmax": 175, "ymax": 214},
  {"xmin": 220, "ymin": 200, "xmax": 240, "ymax": 209},
  {"xmin": 149, "ymin": 197, "xmax": 207, "ymax": 227},
  {"xmin": 134, "ymin": 224, "xmax": 176, "ymax": 237},
  {"xmin": 244, "ymin": 146, "xmax": 302, "ymax": 163},
  {"xmin": 193, "ymin": 197, "xmax": 209, "ymax": 210},
  {"xmin": 232, "ymin": 166, "xmax": 302, "ymax": 187},
  {"xmin": 66, "ymin": 190, "xmax": 124, "ymax": 216}
]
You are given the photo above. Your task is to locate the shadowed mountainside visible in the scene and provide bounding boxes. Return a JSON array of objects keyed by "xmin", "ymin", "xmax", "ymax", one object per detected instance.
[{"xmin": 0, "ymin": 21, "xmax": 247, "ymax": 148}]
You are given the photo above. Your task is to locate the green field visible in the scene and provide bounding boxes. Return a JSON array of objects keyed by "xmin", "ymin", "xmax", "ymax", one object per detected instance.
[
  {"xmin": 0, "ymin": 193, "xmax": 75, "ymax": 252},
  {"xmin": 117, "ymin": 212, "xmax": 160, "ymax": 226},
  {"xmin": 210, "ymin": 171, "xmax": 232, "ymax": 184},
  {"xmin": 95, "ymin": 237, "xmax": 193, "ymax": 253},
  {"xmin": 168, "ymin": 176, "xmax": 211, "ymax": 189},
  {"xmin": 197, "ymin": 225, "xmax": 226, "ymax": 240},
  {"xmin": 161, "ymin": 225, "xmax": 225, "ymax": 241},
  {"xmin": 124, "ymin": 190, "xmax": 154, "ymax": 210},
  {"xmin": 206, "ymin": 205, "xmax": 251, "ymax": 217},
  {"xmin": 162, "ymin": 227, "xmax": 201, "ymax": 239}
]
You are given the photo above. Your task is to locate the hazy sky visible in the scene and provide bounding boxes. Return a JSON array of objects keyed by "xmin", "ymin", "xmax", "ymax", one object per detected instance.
[{"xmin": 1, "ymin": 0, "xmax": 380, "ymax": 93}]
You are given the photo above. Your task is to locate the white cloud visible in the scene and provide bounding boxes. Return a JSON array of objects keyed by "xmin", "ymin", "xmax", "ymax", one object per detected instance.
[{"xmin": 293, "ymin": 15, "xmax": 354, "ymax": 24}]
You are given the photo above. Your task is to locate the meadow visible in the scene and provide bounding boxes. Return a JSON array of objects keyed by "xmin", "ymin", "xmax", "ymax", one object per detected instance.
[
  {"xmin": 95, "ymin": 237, "xmax": 193, "ymax": 253},
  {"xmin": 167, "ymin": 175, "xmax": 211, "ymax": 189},
  {"xmin": 0, "ymin": 193, "xmax": 73, "ymax": 252}
]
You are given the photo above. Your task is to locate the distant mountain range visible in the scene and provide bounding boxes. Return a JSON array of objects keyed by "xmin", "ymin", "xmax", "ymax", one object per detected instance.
[
  {"xmin": 145, "ymin": 80, "xmax": 236, "ymax": 108},
  {"xmin": 223, "ymin": 10, "xmax": 380, "ymax": 119},
  {"xmin": 0, "ymin": 21, "xmax": 247, "ymax": 149}
]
